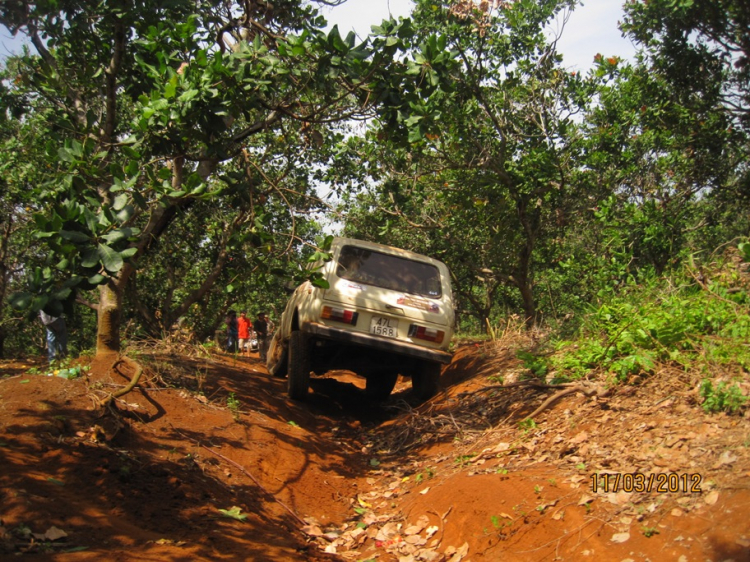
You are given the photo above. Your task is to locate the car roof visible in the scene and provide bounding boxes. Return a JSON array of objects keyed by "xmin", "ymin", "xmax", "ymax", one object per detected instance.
[{"xmin": 333, "ymin": 237, "xmax": 449, "ymax": 270}]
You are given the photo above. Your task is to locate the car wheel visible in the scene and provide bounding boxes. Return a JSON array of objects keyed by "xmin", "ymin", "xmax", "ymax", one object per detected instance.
[
  {"xmin": 287, "ymin": 330, "xmax": 310, "ymax": 400},
  {"xmin": 412, "ymin": 361, "xmax": 441, "ymax": 400},
  {"xmin": 365, "ymin": 371, "xmax": 399, "ymax": 400}
]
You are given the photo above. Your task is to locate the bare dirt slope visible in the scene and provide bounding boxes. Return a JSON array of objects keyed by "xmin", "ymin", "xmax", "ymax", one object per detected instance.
[{"xmin": 1, "ymin": 341, "xmax": 749, "ymax": 561}]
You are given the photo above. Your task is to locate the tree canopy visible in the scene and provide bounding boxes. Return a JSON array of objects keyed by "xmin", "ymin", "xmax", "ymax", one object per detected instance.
[{"xmin": 1, "ymin": 0, "xmax": 748, "ymax": 357}]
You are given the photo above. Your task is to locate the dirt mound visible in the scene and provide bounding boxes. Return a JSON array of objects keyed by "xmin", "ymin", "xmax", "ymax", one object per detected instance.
[{"xmin": 1, "ymin": 343, "xmax": 748, "ymax": 561}]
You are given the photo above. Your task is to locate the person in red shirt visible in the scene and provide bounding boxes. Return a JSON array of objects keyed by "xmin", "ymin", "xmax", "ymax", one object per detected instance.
[{"xmin": 237, "ymin": 311, "xmax": 252, "ymax": 357}]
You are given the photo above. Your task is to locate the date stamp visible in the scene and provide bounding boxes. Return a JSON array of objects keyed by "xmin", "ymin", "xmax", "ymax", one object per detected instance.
[{"xmin": 590, "ymin": 472, "xmax": 703, "ymax": 494}]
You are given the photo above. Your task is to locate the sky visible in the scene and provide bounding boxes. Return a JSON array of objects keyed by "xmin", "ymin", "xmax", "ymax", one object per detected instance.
[{"xmin": 321, "ymin": 0, "xmax": 637, "ymax": 72}]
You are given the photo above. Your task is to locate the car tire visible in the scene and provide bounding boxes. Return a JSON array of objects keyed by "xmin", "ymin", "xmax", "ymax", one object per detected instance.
[
  {"xmin": 287, "ymin": 330, "xmax": 310, "ymax": 400},
  {"xmin": 365, "ymin": 371, "xmax": 399, "ymax": 400},
  {"xmin": 412, "ymin": 361, "xmax": 441, "ymax": 400}
]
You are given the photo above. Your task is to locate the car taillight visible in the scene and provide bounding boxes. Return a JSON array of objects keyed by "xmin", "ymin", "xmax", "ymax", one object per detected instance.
[
  {"xmin": 321, "ymin": 306, "xmax": 359, "ymax": 325},
  {"xmin": 408, "ymin": 324, "xmax": 445, "ymax": 343}
]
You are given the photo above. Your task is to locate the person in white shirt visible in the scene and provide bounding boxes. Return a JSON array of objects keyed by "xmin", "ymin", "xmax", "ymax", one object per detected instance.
[{"xmin": 39, "ymin": 311, "xmax": 68, "ymax": 363}]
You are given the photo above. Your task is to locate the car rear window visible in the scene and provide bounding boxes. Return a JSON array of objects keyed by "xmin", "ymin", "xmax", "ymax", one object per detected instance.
[{"xmin": 336, "ymin": 245, "xmax": 442, "ymax": 298}]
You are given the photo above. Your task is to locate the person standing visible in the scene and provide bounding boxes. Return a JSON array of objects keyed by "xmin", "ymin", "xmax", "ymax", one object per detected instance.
[
  {"xmin": 39, "ymin": 310, "xmax": 68, "ymax": 363},
  {"xmin": 237, "ymin": 311, "xmax": 252, "ymax": 357},
  {"xmin": 225, "ymin": 310, "xmax": 239, "ymax": 353},
  {"xmin": 253, "ymin": 312, "xmax": 269, "ymax": 362}
]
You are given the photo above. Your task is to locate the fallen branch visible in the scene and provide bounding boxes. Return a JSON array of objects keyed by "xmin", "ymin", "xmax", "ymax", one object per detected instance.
[
  {"xmin": 460, "ymin": 380, "xmax": 570, "ymax": 397},
  {"xmin": 524, "ymin": 384, "xmax": 610, "ymax": 421}
]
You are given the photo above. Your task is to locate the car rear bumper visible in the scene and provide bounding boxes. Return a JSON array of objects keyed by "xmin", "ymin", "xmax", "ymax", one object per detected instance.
[{"xmin": 302, "ymin": 321, "xmax": 453, "ymax": 364}]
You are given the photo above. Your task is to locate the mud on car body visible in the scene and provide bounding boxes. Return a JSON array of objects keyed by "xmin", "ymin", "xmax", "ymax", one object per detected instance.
[{"xmin": 266, "ymin": 238, "xmax": 455, "ymax": 400}]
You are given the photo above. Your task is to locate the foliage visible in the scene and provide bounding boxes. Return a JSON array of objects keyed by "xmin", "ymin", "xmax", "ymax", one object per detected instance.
[
  {"xmin": 517, "ymin": 350, "xmax": 549, "ymax": 379},
  {"xmin": 341, "ymin": 0, "xmax": 592, "ymax": 328},
  {"xmin": 338, "ymin": 0, "xmax": 750, "ymax": 336},
  {"xmin": 620, "ymin": 0, "xmax": 750, "ymax": 247},
  {"xmin": 579, "ymin": 51, "xmax": 746, "ymax": 273},
  {"xmin": 2, "ymin": 0, "xmax": 750, "ymax": 360},
  {"xmin": 622, "ymin": 0, "xmax": 750, "ymax": 130},
  {"xmin": 0, "ymin": 0, "xmax": 417, "ymax": 354},
  {"xmin": 699, "ymin": 379, "xmax": 747, "ymax": 414},
  {"xmin": 546, "ymin": 251, "xmax": 750, "ymax": 391}
]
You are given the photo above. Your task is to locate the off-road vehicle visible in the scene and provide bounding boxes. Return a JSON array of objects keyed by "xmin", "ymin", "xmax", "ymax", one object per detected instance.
[{"xmin": 266, "ymin": 238, "xmax": 455, "ymax": 400}]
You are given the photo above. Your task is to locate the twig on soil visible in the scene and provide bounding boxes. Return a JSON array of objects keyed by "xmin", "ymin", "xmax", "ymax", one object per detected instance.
[
  {"xmin": 176, "ymin": 429, "xmax": 307, "ymax": 529},
  {"xmin": 427, "ymin": 506, "xmax": 451, "ymax": 549},
  {"xmin": 511, "ymin": 517, "xmax": 602, "ymax": 555}
]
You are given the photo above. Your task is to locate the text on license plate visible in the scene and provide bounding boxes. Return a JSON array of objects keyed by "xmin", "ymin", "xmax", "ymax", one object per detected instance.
[{"xmin": 370, "ymin": 317, "xmax": 398, "ymax": 338}]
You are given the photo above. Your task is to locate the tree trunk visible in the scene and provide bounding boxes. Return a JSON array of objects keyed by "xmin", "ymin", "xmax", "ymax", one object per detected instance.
[
  {"xmin": 96, "ymin": 280, "xmax": 122, "ymax": 355},
  {"xmin": 517, "ymin": 280, "xmax": 536, "ymax": 328},
  {"xmin": 513, "ymin": 233, "xmax": 537, "ymax": 328}
]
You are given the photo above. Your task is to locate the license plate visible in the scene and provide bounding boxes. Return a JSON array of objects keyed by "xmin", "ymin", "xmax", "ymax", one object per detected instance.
[{"xmin": 370, "ymin": 317, "xmax": 398, "ymax": 338}]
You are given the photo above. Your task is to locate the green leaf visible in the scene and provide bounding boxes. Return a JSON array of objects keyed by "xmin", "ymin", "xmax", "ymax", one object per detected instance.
[
  {"xmin": 81, "ymin": 248, "xmax": 100, "ymax": 268},
  {"xmin": 58, "ymin": 147, "xmax": 75, "ymax": 162},
  {"xmin": 102, "ymin": 227, "xmax": 138, "ymax": 244},
  {"xmin": 53, "ymin": 287, "xmax": 72, "ymax": 301},
  {"xmin": 9, "ymin": 292, "xmax": 32, "ymax": 310},
  {"xmin": 116, "ymin": 205, "xmax": 135, "ymax": 222},
  {"xmin": 218, "ymin": 506, "xmax": 247, "ymax": 521},
  {"xmin": 178, "ymin": 89, "xmax": 200, "ymax": 103},
  {"xmin": 113, "ymin": 193, "xmax": 129, "ymax": 211},
  {"xmin": 311, "ymin": 277, "xmax": 330, "ymax": 289},
  {"xmin": 97, "ymin": 244, "xmax": 124, "ymax": 273},
  {"xmin": 164, "ymin": 81, "xmax": 177, "ymax": 99},
  {"xmin": 59, "ymin": 230, "xmax": 90, "ymax": 243}
]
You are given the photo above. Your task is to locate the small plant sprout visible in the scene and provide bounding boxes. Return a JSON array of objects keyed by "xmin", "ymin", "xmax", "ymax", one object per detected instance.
[
  {"xmin": 534, "ymin": 485, "xmax": 543, "ymax": 495},
  {"xmin": 415, "ymin": 468, "xmax": 435, "ymax": 484},
  {"xmin": 226, "ymin": 392, "xmax": 241, "ymax": 420}
]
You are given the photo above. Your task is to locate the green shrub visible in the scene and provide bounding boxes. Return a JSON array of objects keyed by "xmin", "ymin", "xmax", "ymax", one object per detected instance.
[
  {"xmin": 699, "ymin": 380, "xmax": 747, "ymax": 414},
  {"xmin": 545, "ymin": 257, "xmax": 749, "ymax": 383}
]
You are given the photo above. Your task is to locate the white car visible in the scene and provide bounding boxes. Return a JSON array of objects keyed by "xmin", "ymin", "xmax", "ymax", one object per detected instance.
[{"xmin": 266, "ymin": 238, "xmax": 455, "ymax": 400}]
